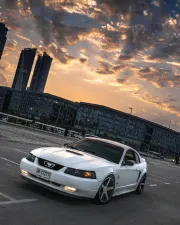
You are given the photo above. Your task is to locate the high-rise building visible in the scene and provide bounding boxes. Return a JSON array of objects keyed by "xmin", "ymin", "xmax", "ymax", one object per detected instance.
[
  {"xmin": 12, "ymin": 48, "xmax": 37, "ymax": 91},
  {"xmin": 30, "ymin": 52, "xmax": 53, "ymax": 93},
  {"xmin": 0, "ymin": 23, "xmax": 8, "ymax": 59}
]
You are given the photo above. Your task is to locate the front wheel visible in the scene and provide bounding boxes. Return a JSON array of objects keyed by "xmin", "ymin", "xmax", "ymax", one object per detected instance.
[
  {"xmin": 94, "ymin": 175, "xmax": 115, "ymax": 205},
  {"xmin": 136, "ymin": 175, "xmax": 146, "ymax": 195}
]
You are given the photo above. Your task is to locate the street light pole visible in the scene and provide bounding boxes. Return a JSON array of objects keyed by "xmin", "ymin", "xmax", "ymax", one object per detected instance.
[
  {"xmin": 169, "ymin": 120, "xmax": 172, "ymax": 129},
  {"xmin": 123, "ymin": 107, "xmax": 134, "ymax": 144}
]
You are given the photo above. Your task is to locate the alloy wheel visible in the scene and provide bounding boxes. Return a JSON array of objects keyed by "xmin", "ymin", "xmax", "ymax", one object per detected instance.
[
  {"xmin": 136, "ymin": 176, "xmax": 146, "ymax": 194},
  {"xmin": 139, "ymin": 179, "xmax": 145, "ymax": 193},
  {"xmin": 98, "ymin": 176, "xmax": 115, "ymax": 204}
]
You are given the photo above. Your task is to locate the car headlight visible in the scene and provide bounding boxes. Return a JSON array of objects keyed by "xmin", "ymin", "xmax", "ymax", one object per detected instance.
[
  {"xmin": 64, "ymin": 168, "xmax": 96, "ymax": 179},
  {"xmin": 26, "ymin": 153, "xmax": 36, "ymax": 162}
]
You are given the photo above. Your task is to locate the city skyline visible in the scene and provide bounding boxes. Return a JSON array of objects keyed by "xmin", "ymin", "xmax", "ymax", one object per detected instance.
[{"xmin": 0, "ymin": 1, "xmax": 180, "ymax": 131}]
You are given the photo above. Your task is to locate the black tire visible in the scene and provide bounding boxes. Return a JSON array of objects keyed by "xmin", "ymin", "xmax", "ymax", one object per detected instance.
[
  {"xmin": 94, "ymin": 175, "xmax": 115, "ymax": 205},
  {"xmin": 136, "ymin": 175, "xmax": 146, "ymax": 195}
]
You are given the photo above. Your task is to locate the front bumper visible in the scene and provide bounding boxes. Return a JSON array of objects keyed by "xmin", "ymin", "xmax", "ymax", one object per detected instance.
[{"xmin": 20, "ymin": 158, "xmax": 100, "ymax": 199}]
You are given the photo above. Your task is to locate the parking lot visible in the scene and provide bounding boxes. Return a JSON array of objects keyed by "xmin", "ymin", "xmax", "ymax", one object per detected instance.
[{"xmin": 0, "ymin": 123, "xmax": 180, "ymax": 225}]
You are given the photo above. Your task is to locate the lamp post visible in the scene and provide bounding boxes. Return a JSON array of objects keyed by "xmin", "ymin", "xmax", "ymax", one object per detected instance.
[
  {"xmin": 123, "ymin": 107, "xmax": 134, "ymax": 144},
  {"xmin": 169, "ymin": 120, "xmax": 172, "ymax": 129},
  {"xmin": 129, "ymin": 107, "xmax": 133, "ymax": 114}
]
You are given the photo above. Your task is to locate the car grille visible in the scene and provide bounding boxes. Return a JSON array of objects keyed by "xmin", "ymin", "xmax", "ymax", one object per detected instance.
[{"xmin": 38, "ymin": 158, "xmax": 64, "ymax": 171}]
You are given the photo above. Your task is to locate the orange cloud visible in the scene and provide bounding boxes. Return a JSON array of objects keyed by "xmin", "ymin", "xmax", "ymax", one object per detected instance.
[
  {"xmin": 133, "ymin": 91, "xmax": 180, "ymax": 117},
  {"xmin": 0, "ymin": 72, "xmax": 8, "ymax": 86},
  {"xmin": 6, "ymin": 41, "xmax": 17, "ymax": 51},
  {"xmin": 15, "ymin": 34, "xmax": 31, "ymax": 42}
]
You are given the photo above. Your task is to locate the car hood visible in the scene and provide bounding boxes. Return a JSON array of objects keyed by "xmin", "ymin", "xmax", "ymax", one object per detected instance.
[{"xmin": 32, "ymin": 147, "xmax": 115, "ymax": 170}]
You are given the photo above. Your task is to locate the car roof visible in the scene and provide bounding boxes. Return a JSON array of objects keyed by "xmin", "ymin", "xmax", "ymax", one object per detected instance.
[{"xmin": 85, "ymin": 137, "xmax": 134, "ymax": 151}]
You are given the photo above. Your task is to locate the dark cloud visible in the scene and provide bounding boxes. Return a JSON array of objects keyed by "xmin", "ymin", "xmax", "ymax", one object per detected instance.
[
  {"xmin": 1, "ymin": 0, "xmax": 180, "ymax": 97},
  {"xmin": 1, "ymin": 0, "xmax": 178, "ymax": 62},
  {"xmin": 47, "ymin": 44, "xmax": 75, "ymax": 64},
  {"xmin": 101, "ymin": 30, "xmax": 123, "ymax": 51},
  {"xmin": 26, "ymin": 1, "xmax": 94, "ymax": 47},
  {"xmin": 101, "ymin": 0, "xmax": 148, "ymax": 16},
  {"xmin": 168, "ymin": 98, "xmax": 177, "ymax": 102},
  {"xmin": 148, "ymin": 43, "xmax": 180, "ymax": 60},
  {"xmin": 46, "ymin": 43, "xmax": 87, "ymax": 65},
  {"xmin": 79, "ymin": 58, "xmax": 88, "ymax": 64},
  {"xmin": 137, "ymin": 66, "xmax": 180, "ymax": 88},
  {"xmin": 52, "ymin": 22, "xmax": 91, "ymax": 46},
  {"xmin": 96, "ymin": 61, "xmax": 114, "ymax": 75},
  {"xmin": 119, "ymin": 54, "xmax": 134, "ymax": 61},
  {"xmin": 112, "ymin": 64, "xmax": 127, "ymax": 72},
  {"xmin": 117, "ymin": 78, "xmax": 128, "ymax": 84},
  {"xmin": 3, "ymin": 0, "xmax": 18, "ymax": 8}
]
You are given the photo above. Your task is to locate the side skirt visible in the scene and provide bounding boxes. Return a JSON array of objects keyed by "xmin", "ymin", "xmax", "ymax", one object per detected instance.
[{"xmin": 113, "ymin": 187, "xmax": 137, "ymax": 197}]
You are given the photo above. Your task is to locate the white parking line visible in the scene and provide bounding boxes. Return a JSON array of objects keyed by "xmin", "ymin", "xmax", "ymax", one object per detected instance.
[
  {"xmin": 149, "ymin": 174, "xmax": 180, "ymax": 184},
  {"xmin": 149, "ymin": 175, "xmax": 174, "ymax": 183},
  {"xmin": 12, "ymin": 149, "xmax": 28, "ymax": 155},
  {"xmin": 149, "ymin": 184, "xmax": 157, "ymax": 187},
  {"xmin": 0, "ymin": 192, "xmax": 16, "ymax": 201},
  {"xmin": 149, "ymin": 171, "xmax": 180, "ymax": 180},
  {"xmin": 149, "ymin": 174, "xmax": 169, "ymax": 180},
  {"xmin": 0, "ymin": 157, "xmax": 19, "ymax": 166},
  {"xmin": 0, "ymin": 198, "xmax": 37, "ymax": 206},
  {"xmin": 148, "ymin": 170, "xmax": 167, "ymax": 176},
  {"xmin": 0, "ymin": 147, "xmax": 28, "ymax": 154},
  {"xmin": 148, "ymin": 177, "xmax": 170, "ymax": 184}
]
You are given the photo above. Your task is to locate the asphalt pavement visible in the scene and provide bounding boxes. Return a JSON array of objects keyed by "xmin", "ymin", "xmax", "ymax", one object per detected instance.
[{"xmin": 0, "ymin": 124, "xmax": 180, "ymax": 225}]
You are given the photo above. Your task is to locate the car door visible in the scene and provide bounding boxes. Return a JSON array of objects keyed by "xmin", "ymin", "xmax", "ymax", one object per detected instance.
[{"xmin": 117, "ymin": 149, "xmax": 141, "ymax": 190}]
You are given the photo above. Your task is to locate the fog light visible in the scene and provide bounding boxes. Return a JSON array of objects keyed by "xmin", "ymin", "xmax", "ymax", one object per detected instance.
[
  {"xmin": 64, "ymin": 186, "xmax": 76, "ymax": 192},
  {"xmin": 21, "ymin": 169, "xmax": 28, "ymax": 176}
]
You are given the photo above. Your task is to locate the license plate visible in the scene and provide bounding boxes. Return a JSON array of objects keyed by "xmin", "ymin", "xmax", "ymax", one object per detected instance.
[{"xmin": 36, "ymin": 168, "xmax": 51, "ymax": 181}]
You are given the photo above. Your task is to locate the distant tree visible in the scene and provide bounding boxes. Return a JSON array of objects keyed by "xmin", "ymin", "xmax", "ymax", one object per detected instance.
[{"xmin": 175, "ymin": 153, "xmax": 179, "ymax": 165}]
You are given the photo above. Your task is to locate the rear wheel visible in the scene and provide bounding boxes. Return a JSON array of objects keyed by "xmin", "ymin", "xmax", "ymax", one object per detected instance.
[
  {"xmin": 136, "ymin": 175, "xmax": 146, "ymax": 194},
  {"xmin": 94, "ymin": 175, "xmax": 115, "ymax": 205}
]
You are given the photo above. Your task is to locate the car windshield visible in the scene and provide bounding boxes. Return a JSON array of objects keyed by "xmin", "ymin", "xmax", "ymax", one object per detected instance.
[{"xmin": 67, "ymin": 138, "xmax": 124, "ymax": 164}]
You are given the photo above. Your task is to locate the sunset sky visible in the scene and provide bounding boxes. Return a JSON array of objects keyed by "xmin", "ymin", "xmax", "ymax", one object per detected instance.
[{"xmin": 0, "ymin": 0, "xmax": 180, "ymax": 131}]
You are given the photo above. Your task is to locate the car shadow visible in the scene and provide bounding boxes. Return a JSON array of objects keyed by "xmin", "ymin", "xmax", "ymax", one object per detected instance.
[
  {"xmin": 19, "ymin": 182, "xmax": 94, "ymax": 206},
  {"xmin": 18, "ymin": 181, "xmax": 150, "ymax": 207}
]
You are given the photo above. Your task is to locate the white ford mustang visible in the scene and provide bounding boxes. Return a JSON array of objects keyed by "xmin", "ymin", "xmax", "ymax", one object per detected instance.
[{"xmin": 20, "ymin": 137, "xmax": 148, "ymax": 204}]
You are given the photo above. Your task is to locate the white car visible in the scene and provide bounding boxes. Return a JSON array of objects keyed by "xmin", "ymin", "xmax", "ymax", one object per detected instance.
[{"xmin": 20, "ymin": 137, "xmax": 148, "ymax": 204}]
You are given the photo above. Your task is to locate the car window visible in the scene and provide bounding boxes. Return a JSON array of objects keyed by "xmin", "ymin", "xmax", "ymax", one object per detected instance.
[
  {"xmin": 69, "ymin": 138, "xmax": 124, "ymax": 164},
  {"xmin": 122, "ymin": 150, "xmax": 138, "ymax": 165},
  {"xmin": 134, "ymin": 152, "xmax": 140, "ymax": 163}
]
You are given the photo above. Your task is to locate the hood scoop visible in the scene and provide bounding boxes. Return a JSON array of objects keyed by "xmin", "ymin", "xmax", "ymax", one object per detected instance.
[{"xmin": 66, "ymin": 149, "xmax": 83, "ymax": 156}]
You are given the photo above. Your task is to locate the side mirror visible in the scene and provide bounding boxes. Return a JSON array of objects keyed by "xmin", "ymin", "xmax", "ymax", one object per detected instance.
[{"xmin": 123, "ymin": 160, "xmax": 134, "ymax": 166}]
